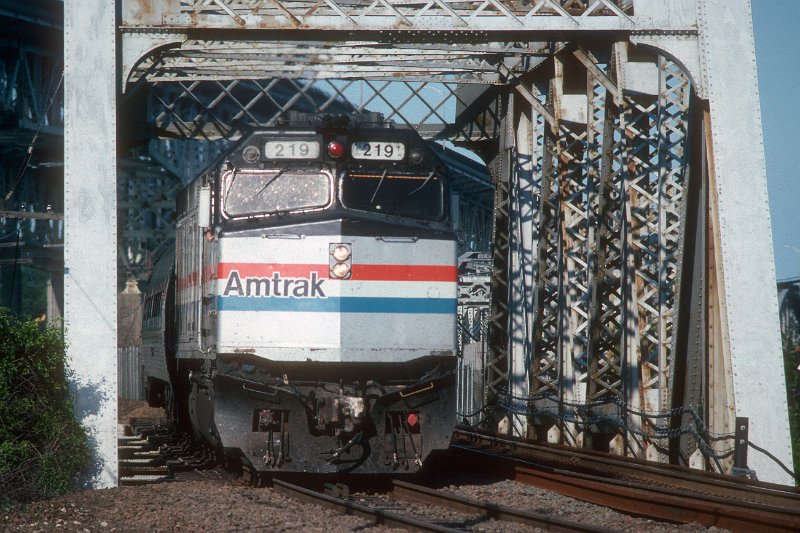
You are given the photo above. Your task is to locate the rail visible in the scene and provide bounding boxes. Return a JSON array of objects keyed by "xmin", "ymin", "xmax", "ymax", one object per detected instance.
[
  {"xmin": 272, "ymin": 479, "xmax": 457, "ymax": 533},
  {"xmin": 451, "ymin": 428, "xmax": 800, "ymax": 532},
  {"xmin": 391, "ymin": 479, "xmax": 615, "ymax": 532},
  {"xmin": 273, "ymin": 477, "xmax": 616, "ymax": 532}
]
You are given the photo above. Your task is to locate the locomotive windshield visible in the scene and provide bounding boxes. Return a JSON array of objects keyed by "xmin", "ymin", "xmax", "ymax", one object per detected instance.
[
  {"xmin": 341, "ymin": 171, "xmax": 444, "ymax": 221},
  {"xmin": 222, "ymin": 169, "xmax": 332, "ymax": 218}
]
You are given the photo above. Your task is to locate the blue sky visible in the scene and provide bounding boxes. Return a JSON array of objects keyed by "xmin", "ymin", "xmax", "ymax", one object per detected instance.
[{"xmin": 752, "ymin": 2, "xmax": 800, "ymax": 280}]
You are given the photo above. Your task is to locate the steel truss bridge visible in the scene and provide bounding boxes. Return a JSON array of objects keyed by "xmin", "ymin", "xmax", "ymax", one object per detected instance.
[{"xmin": 0, "ymin": 0, "xmax": 793, "ymax": 488}]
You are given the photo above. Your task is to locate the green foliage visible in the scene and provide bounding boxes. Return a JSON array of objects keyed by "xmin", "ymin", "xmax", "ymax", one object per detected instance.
[
  {"xmin": 0, "ymin": 308, "xmax": 90, "ymax": 505},
  {"xmin": 0, "ymin": 264, "xmax": 49, "ymax": 320},
  {"xmin": 19, "ymin": 267, "xmax": 49, "ymax": 319},
  {"xmin": 783, "ymin": 341, "xmax": 800, "ymax": 486}
]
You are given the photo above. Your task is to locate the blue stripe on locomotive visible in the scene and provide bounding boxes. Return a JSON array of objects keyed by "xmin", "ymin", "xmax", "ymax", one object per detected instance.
[{"xmin": 217, "ymin": 296, "xmax": 457, "ymax": 314}]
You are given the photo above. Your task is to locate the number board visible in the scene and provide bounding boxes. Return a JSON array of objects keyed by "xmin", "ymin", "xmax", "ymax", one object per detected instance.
[
  {"xmin": 351, "ymin": 141, "xmax": 405, "ymax": 161},
  {"xmin": 264, "ymin": 140, "xmax": 321, "ymax": 159}
]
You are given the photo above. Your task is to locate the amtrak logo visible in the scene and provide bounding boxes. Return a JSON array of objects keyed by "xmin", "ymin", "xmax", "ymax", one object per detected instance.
[{"xmin": 223, "ymin": 271, "xmax": 326, "ymax": 298}]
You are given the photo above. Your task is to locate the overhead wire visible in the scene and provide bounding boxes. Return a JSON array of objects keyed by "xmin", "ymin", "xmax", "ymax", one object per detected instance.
[
  {"xmin": 1, "ymin": 69, "xmax": 64, "ymax": 311},
  {"xmin": 3, "ymin": 71, "xmax": 64, "ymax": 209}
]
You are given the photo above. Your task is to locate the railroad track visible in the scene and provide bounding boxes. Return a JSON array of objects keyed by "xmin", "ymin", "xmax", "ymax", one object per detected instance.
[
  {"xmin": 450, "ymin": 428, "xmax": 800, "ymax": 532},
  {"xmin": 116, "ymin": 419, "xmax": 799, "ymax": 531},
  {"xmin": 272, "ymin": 477, "xmax": 616, "ymax": 532}
]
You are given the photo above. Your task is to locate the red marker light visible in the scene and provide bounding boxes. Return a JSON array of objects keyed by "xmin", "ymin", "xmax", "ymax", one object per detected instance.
[
  {"xmin": 327, "ymin": 140, "xmax": 345, "ymax": 158},
  {"xmin": 407, "ymin": 413, "xmax": 418, "ymax": 427}
]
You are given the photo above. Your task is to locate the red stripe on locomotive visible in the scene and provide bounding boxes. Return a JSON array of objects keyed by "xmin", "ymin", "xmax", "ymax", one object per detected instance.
[{"xmin": 216, "ymin": 262, "xmax": 456, "ymax": 282}]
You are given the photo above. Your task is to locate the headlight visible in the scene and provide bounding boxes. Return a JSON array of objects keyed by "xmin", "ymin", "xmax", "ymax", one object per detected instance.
[
  {"xmin": 331, "ymin": 262, "xmax": 351, "ymax": 278},
  {"xmin": 242, "ymin": 145, "xmax": 260, "ymax": 163},
  {"xmin": 331, "ymin": 245, "xmax": 350, "ymax": 261},
  {"xmin": 329, "ymin": 243, "xmax": 352, "ymax": 279}
]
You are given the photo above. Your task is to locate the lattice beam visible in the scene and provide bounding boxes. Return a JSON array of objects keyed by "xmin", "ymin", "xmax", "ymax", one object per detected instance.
[
  {"xmin": 129, "ymin": 40, "xmax": 544, "ymax": 85},
  {"xmin": 144, "ymin": 78, "xmax": 502, "ymax": 142},
  {"xmin": 0, "ymin": 39, "xmax": 63, "ymax": 136},
  {"xmin": 490, "ymin": 42, "xmax": 694, "ymax": 458},
  {"xmin": 120, "ymin": 0, "xmax": 661, "ymax": 32}
]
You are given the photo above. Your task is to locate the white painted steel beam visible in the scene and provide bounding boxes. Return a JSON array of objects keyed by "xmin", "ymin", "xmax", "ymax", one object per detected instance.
[
  {"xmin": 699, "ymin": 0, "xmax": 793, "ymax": 485},
  {"xmin": 123, "ymin": 39, "xmax": 537, "ymax": 86},
  {"xmin": 508, "ymin": 94, "xmax": 536, "ymax": 438},
  {"xmin": 119, "ymin": 0, "xmax": 697, "ymax": 87},
  {"xmin": 119, "ymin": 0, "xmax": 692, "ymax": 32},
  {"xmin": 126, "ymin": 16, "xmax": 676, "ymax": 32},
  {"xmin": 64, "ymin": 0, "xmax": 118, "ymax": 488}
]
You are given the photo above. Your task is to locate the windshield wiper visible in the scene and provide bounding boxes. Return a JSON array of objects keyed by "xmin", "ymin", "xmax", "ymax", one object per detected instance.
[
  {"xmin": 407, "ymin": 170, "xmax": 435, "ymax": 196},
  {"xmin": 255, "ymin": 167, "xmax": 287, "ymax": 196},
  {"xmin": 369, "ymin": 168, "xmax": 389, "ymax": 205},
  {"xmin": 223, "ymin": 170, "xmax": 239, "ymax": 206}
]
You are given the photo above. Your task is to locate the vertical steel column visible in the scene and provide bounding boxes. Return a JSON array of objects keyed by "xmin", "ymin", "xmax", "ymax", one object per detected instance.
[
  {"xmin": 508, "ymin": 91, "xmax": 543, "ymax": 438},
  {"xmin": 487, "ymin": 91, "xmax": 513, "ymax": 433},
  {"xmin": 700, "ymin": 0, "xmax": 794, "ymax": 485},
  {"xmin": 589, "ymin": 43, "xmax": 625, "ymax": 412},
  {"xmin": 64, "ymin": 1, "xmax": 118, "ymax": 488},
  {"xmin": 670, "ymin": 91, "xmax": 707, "ymax": 468}
]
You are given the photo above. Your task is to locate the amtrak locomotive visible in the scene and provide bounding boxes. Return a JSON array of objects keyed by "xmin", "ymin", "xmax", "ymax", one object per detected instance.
[{"xmin": 141, "ymin": 112, "xmax": 458, "ymax": 473}]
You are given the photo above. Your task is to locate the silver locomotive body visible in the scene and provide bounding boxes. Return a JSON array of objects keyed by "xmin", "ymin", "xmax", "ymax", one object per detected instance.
[{"xmin": 142, "ymin": 113, "xmax": 458, "ymax": 473}]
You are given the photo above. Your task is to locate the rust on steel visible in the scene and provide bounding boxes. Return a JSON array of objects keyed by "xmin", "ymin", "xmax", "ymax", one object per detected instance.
[
  {"xmin": 448, "ymin": 431, "xmax": 800, "ymax": 532},
  {"xmin": 511, "ymin": 464, "xmax": 799, "ymax": 532},
  {"xmin": 452, "ymin": 428, "xmax": 800, "ymax": 510}
]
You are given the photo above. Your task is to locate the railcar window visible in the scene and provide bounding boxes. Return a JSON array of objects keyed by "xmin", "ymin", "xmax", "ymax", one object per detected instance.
[
  {"xmin": 152, "ymin": 293, "xmax": 161, "ymax": 318},
  {"xmin": 222, "ymin": 170, "xmax": 331, "ymax": 218},
  {"xmin": 341, "ymin": 171, "xmax": 443, "ymax": 221},
  {"xmin": 143, "ymin": 293, "xmax": 162, "ymax": 320}
]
